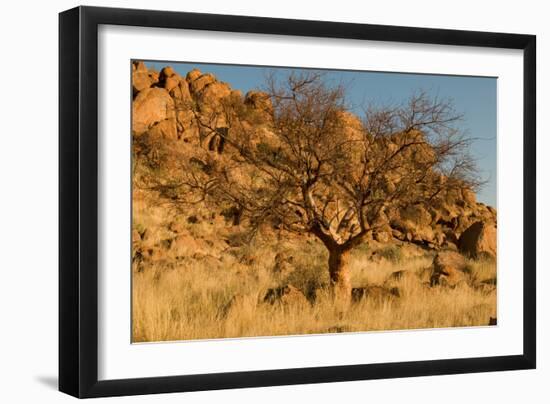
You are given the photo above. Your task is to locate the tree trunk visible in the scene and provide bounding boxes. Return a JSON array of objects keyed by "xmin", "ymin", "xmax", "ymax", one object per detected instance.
[{"xmin": 328, "ymin": 247, "xmax": 352, "ymax": 307}]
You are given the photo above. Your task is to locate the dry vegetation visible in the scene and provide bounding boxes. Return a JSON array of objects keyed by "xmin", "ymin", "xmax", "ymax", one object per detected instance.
[
  {"xmin": 132, "ymin": 200, "xmax": 496, "ymax": 342},
  {"xmin": 131, "ymin": 65, "xmax": 497, "ymax": 343}
]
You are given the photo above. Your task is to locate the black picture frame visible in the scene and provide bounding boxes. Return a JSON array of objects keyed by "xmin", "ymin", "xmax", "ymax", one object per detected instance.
[{"xmin": 59, "ymin": 5, "xmax": 536, "ymax": 398}]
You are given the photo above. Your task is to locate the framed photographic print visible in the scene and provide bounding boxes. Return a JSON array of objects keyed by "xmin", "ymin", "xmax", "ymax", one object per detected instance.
[{"xmin": 59, "ymin": 6, "xmax": 536, "ymax": 398}]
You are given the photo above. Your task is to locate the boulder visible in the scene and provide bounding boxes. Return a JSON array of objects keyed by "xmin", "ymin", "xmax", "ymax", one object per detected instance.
[
  {"xmin": 231, "ymin": 89, "xmax": 243, "ymax": 99},
  {"xmin": 433, "ymin": 230, "xmax": 445, "ymax": 246},
  {"xmin": 132, "ymin": 87, "xmax": 175, "ymax": 135},
  {"xmin": 371, "ymin": 209, "xmax": 393, "ymax": 243},
  {"xmin": 189, "ymin": 73, "xmax": 216, "ymax": 94},
  {"xmin": 387, "ymin": 204, "xmax": 441, "ymax": 246},
  {"xmin": 390, "ymin": 218, "xmax": 434, "ymax": 246},
  {"xmin": 163, "ymin": 75, "xmax": 181, "ymax": 93},
  {"xmin": 176, "ymin": 109, "xmax": 198, "ymax": 140},
  {"xmin": 132, "ymin": 72, "xmax": 153, "ymax": 94},
  {"xmin": 401, "ymin": 204, "xmax": 432, "ymax": 227},
  {"xmin": 147, "ymin": 118, "xmax": 178, "ymax": 141},
  {"xmin": 133, "ymin": 61, "xmax": 148, "ymax": 72},
  {"xmin": 170, "ymin": 80, "xmax": 192, "ymax": 104},
  {"xmin": 455, "ymin": 215, "xmax": 475, "ymax": 235},
  {"xmin": 458, "ymin": 221, "xmax": 497, "ymax": 259},
  {"xmin": 263, "ymin": 285, "xmax": 308, "ymax": 307},
  {"xmin": 430, "ymin": 251, "xmax": 468, "ymax": 286},
  {"xmin": 132, "ymin": 61, "xmax": 160, "ymax": 95},
  {"xmin": 186, "ymin": 68, "xmax": 202, "ymax": 82},
  {"xmin": 198, "ymin": 81, "xmax": 232, "ymax": 105},
  {"xmin": 149, "ymin": 70, "xmax": 160, "ymax": 83},
  {"xmin": 434, "ymin": 202, "xmax": 460, "ymax": 226},
  {"xmin": 160, "ymin": 66, "xmax": 176, "ymax": 78},
  {"xmin": 373, "ymin": 231, "xmax": 391, "ymax": 243},
  {"xmin": 158, "ymin": 66, "xmax": 182, "ymax": 94}
]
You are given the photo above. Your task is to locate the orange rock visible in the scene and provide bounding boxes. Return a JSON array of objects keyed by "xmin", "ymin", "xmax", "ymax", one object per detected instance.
[
  {"xmin": 459, "ymin": 221, "xmax": 497, "ymax": 259},
  {"xmin": 132, "ymin": 87, "xmax": 175, "ymax": 135}
]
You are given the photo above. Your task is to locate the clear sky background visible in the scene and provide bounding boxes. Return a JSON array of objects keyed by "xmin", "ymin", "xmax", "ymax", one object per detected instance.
[{"xmin": 145, "ymin": 61, "xmax": 497, "ymax": 207}]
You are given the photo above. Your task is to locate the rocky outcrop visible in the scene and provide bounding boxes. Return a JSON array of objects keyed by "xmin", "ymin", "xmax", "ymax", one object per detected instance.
[
  {"xmin": 131, "ymin": 63, "xmax": 239, "ymax": 146},
  {"xmin": 131, "ymin": 61, "xmax": 497, "ymax": 257},
  {"xmin": 189, "ymin": 72, "xmax": 216, "ymax": 94},
  {"xmin": 147, "ymin": 118, "xmax": 178, "ymax": 141},
  {"xmin": 132, "ymin": 87, "xmax": 175, "ymax": 136},
  {"xmin": 430, "ymin": 251, "xmax": 469, "ymax": 287},
  {"xmin": 383, "ymin": 191, "xmax": 496, "ymax": 252},
  {"xmin": 389, "ymin": 204, "xmax": 435, "ymax": 244},
  {"xmin": 132, "ymin": 61, "xmax": 159, "ymax": 95},
  {"xmin": 459, "ymin": 221, "xmax": 497, "ymax": 259}
]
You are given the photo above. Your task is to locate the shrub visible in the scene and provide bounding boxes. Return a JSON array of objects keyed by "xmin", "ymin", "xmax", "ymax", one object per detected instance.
[{"xmin": 377, "ymin": 246, "xmax": 403, "ymax": 263}]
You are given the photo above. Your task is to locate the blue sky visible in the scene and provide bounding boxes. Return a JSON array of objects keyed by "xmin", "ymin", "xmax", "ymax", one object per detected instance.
[{"xmin": 145, "ymin": 61, "xmax": 497, "ymax": 207}]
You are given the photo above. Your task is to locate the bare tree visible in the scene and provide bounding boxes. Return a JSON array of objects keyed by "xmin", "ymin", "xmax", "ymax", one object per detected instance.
[{"xmin": 136, "ymin": 71, "xmax": 480, "ymax": 304}]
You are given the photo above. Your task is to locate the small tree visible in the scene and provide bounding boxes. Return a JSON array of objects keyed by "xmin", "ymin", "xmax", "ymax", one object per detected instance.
[{"xmin": 138, "ymin": 72, "xmax": 480, "ymax": 304}]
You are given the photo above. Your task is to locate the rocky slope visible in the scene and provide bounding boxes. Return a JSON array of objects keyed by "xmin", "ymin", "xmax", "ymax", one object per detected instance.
[{"xmin": 131, "ymin": 61, "xmax": 497, "ymax": 271}]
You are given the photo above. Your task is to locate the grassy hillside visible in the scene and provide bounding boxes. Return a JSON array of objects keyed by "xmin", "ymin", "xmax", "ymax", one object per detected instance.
[{"xmin": 132, "ymin": 195, "xmax": 496, "ymax": 342}]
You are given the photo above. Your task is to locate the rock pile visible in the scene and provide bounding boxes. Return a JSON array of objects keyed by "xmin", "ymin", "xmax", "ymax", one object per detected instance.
[{"xmin": 132, "ymin": 62, "xmax": 497, "ymax": 262}]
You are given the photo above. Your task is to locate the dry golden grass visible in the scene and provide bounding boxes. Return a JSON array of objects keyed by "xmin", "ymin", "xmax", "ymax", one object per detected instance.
[{"xmin": 132, "ymin": 224, "xmax": 497, "ymax": 342}]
